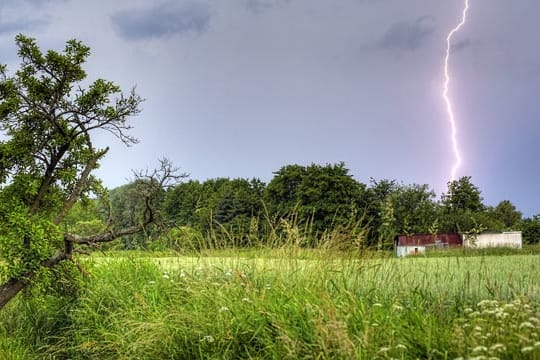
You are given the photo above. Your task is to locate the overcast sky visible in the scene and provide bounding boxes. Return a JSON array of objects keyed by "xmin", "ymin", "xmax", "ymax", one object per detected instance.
[{"xmin": 1, "ymin": 0, "xmax": 539, "ymax": 216}]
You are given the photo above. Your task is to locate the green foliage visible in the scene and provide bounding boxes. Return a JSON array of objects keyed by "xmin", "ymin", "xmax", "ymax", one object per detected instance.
[
  {"xmin": 492, "ymin": 200, "xmax": 523, "ymax": 229},
  {"xmin": 521, "ymin": 215, "xmax": 540, "ymax": 244},
  {"xmin": 162, "ymin": 177, "xmax": 265, "ymax": 248},
  {"xmin": 0, "ymin": 197, "xmax": 60, "ymax": 278},
  {"xmin": 442, "ymin": 176, "xmax": 484, "ymax": 213},
  {"xmin": 264, "ymin": 162, "xmax": 366, "ymax": 236},
  {"xmin": 1, "ymin": 253, "xmax": 539, "ymax": 358},
  {"xmin": 0, "ymin": 34, "xmax": 143, "ymax": 310}
]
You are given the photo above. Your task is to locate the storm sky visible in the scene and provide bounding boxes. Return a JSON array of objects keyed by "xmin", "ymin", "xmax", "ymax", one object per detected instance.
[{"xmin": 1, "ymin": 0, "xmax": 539, "ymax": 215}]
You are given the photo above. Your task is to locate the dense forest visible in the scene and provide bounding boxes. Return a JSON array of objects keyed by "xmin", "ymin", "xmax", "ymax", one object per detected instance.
[{"xmin": 66, "ymin": 162, "xmax": 540, "ymax": 251}]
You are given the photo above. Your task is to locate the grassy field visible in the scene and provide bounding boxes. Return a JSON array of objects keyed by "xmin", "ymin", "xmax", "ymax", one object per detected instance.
[{"xmin": 1, "ymin": 250, "xmax": 539, "ymax": 359}]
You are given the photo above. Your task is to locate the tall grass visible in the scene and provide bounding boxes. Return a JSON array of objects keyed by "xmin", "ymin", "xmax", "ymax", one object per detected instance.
[{"xmin": 1, "ymin": 251, "xmax": 539, "ymax": 359}]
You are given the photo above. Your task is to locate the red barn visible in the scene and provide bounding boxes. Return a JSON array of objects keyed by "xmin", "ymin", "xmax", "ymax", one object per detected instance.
[{"xmin": 395, "ymin": 233, "xmax": 462, "ymax": 257}]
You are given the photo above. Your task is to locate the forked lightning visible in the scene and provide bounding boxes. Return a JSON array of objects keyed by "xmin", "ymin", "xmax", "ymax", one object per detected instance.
[{"xmin": 443, "ymin": 0, "xmax": 469, "ymax": 181}]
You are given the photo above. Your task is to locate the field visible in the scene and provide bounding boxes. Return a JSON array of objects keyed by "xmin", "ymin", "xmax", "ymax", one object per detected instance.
[{"xmin": 1, "ymin": 250, "xmax": 540, "ymax": 359}]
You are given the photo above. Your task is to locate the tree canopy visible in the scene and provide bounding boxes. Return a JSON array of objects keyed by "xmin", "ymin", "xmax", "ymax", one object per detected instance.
[{"xmin": 0, "ymin": 35, "xmax": 178, "ymax": 310}]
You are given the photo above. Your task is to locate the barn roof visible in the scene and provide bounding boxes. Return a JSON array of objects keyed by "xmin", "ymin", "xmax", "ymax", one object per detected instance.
[{"xmin": 396, "ymin": 233, "xmax": 462, "ymax": 246}]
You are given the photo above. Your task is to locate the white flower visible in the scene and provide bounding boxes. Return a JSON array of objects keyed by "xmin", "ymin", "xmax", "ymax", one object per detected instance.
[
  {"xmin": 373, "ymin": 303, "xmax": 383, "ymax": 308},
  {"xmin": 225, "ymin": 270, "xmax": 233, "ymax": 277},
  {"xmin": 219, "ymin": 306, "xmax": 229, "ymax": 313},
  {"xmin": 503, "ymin": 303, "xmax": 515, "ymax": 310},
  {"xmin": 242, "ymin": 297, "xmax": 252, "ymax": 303},
  {"xmin": 395, "ymin": 343, "xmax": 407, "ymax": 350},
  {"xmin": 179, "ymin": 271, "xmax": 186, "ymax": 278},
  {"xmin": 378, "ymin": 347, "xmax": 390, "ymax": 353},
  {"xmin": 489, "ymin": 343, "xmax": 506, "ymax": 352},
  {"xmin": 521, "ymin": 346, "xmax": 534, "ymax": 353},
  {"xmin": 519, "ymin": 321, "xmax": 534, "ymax": 330},
  {"xmin": 200, "ymin": 335, "xmax": 215, "ymax": 343},
  {"xmin": 162, "ymin": 273, "xmax": 170, "ymax": 279},
  {"xmin": 148, "ymin": 280, "xmax": 156, "ymax": 285},
  {"xmin": 534, "ymin": 341, "xmax": 540, "ymax": 348},
  {"xmin": 472, "ymin": 346, "xmax": 487, "ymax": 354}
]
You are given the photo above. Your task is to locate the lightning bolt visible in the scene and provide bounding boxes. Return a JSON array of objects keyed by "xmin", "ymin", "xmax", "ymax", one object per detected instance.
[{"xmin": 443, "ymin": 0, "xmax": 469, "ymax": 181}]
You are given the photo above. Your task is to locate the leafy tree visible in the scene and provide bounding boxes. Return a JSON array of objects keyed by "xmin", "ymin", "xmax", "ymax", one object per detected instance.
[
  {"xmin": 442, "ymin": 176, "xmax": 483, "ymax": 213},
  {"xmin": 440, "ymin": 176, "xmax": 484, "ymax": 233},
  {"xmin": 491, "ymin": 200, "xmax": 522, "ymax": 229},
  {"xmin": 265, "ymin": 162, "xmax": 367, "ymax": 237},
  {"xmin": 521, "ymin": 215, "xmax": 540, "ymax": 244},
  {"xmin": 390, "ymin": 183, "xmax": 438, "ymax": 235},
  {"xmin": 0, "ymin": 35, "xmax": 178, "ymax": 309},
  {"xmin": 164, "ymin": 180, "xmax": 204, "ymax": 227},
  {"xmin": 163, "ymin": 177, "xmax": 265, "ymax": 247}
]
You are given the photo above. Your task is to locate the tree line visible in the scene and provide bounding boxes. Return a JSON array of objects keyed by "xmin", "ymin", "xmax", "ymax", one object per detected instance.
[{"xmin": 79, "ymin": 162, "xmax": 538, "ymax": 250}]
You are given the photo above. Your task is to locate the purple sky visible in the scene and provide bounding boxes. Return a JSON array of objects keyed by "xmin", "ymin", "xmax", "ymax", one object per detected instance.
[{"xmin": 1, "ymin": 0, "xmax": 539, "ymax": 216}]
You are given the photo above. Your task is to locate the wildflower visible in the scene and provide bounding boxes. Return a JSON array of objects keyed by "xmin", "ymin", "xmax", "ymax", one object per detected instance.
[
  {"xmin": 179, "ymin": 271, "xmax": 186, "ymax": 278},
  {"xmin": 519, "ymin": 321, "xmax": 534, "ymax": 330},
  {"xmin": 489, "ymin": 344, "xmax": 506, "ymax": 352},
  {"xmin": 521, "ymin": 346, "xmax": 534, "ymax": 354},
  {"xmin": 200, "ymin": 335, "xmax": 215, "ymax": 343},
  {"xmin": 378, "ymin": 347, "xmax": 390, "ymax": 353},
  {"xmin": 472, "ymin": 346, "xmax": 488, "ymax": 354},
  {"xmin": 225, "ymin": 270, "xmax": 233, "ymax": 277},
  {"xmin": 373, "ymin": 303, "xmax": 383, "ymax": 308},
  {"xmin": 265, "ymin": 283, "xmax": 271, "ymax": 290},
  {"xmin": 503, "ymin": 303, "xmax": 515, "ymax": 310},
  {"xmin": 162, "ymin": 273, "xmax": 170, "ymax": 279},
  {"xmin": 495, "ymin": 311, "xmax": 508, "ymax": 320},
  {"xmin": 395, "ymin": 344, "xmax": 407, "ymax": 350},
  {"xmin": 534, "ymin": 341, "xmax": 540, "ymax": 348},
  {"xmin": 476, "ymin": 300, "xmax": 498, "ymax": 307},
  {"xmin": 464, "ymin": 308, "xmax": 473, "ymax": 314},
  {"xmin": 474, "ymin": 326, "xmax": 483, "ymax": 332},
  {"xmin": 219, "ymin": 306, "xmax": 229, "ymax": 313},
  {"xmin": 242, "ymin": 297, "xmax": 252, "ymax": 304},
  {"xmin": 148, "ymin": 280, "xmax": 156, "ymax": 285},
  {"xmin": 392, "ymin": 304, "xmax": 403, "ymax": 311}
]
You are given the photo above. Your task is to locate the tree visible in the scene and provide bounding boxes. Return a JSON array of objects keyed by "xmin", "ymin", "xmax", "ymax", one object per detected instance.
[
  {"xmin": 491, "ymin": 200, "xmax": 522, "ymax": 229},
  {"xmin": 440, "ymin": 176, "xmax": 484, "ymax": 233},
  {"xmin": 0, "ymin": 35, "xmax": 178, "ymax": 310},
  {"xmin": 390, "ymin": 183, "xmax": 438, "ymax": 235},
  {"xmin": 264, "ymin": 162, "xmax": 367, "ymax": 236},
  {"xmin": 521, "ymin": 215, "xmax": 540, "ymax": 245},
  {"xmin": 442, "ymin": 176, "xmax": 483, "ymax": 213}
]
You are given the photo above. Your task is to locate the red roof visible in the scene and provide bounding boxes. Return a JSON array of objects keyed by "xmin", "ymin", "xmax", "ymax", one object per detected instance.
[{"xmin": 396, "ymin": 233, "xmax": 462, "ymax": 246}]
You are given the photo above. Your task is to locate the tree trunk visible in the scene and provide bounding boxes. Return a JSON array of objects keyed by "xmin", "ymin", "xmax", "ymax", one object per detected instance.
[
  {"xmin": 0, "ymin": 278, "xmax": 27, "ymax": 310},
  {"xmin": 0, "ymin": 250, "xmax": 70, "ymax": 310}
]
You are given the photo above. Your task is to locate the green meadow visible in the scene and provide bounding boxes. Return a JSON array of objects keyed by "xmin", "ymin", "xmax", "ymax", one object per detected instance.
[{"xmin": 1, "ymin": 250, "xmax": 539, "ymax": 359}]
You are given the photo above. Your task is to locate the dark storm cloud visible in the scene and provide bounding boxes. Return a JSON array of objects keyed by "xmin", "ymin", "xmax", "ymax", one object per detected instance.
[
  {"xmin": 379, "ymin": 15, "xmax": 435, "ymax": 51},
  {"xmin": 111, "ymin": 2, "xmax": 212, "ymax": 41}
]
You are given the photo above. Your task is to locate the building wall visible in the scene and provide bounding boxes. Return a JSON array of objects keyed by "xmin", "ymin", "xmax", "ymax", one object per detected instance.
[
  {"xmin": 396, "ymin": 245, "xmax": 426, "ymax": 257},
  {"xmin": 463, "ymin": 231, "xmax": 522, "ymax": 249}
]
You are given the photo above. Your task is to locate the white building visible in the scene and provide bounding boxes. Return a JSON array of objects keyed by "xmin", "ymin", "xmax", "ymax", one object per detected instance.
[{"xmin": 463, "ymin": 231, "xmax": 522, "ymax": 249}]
